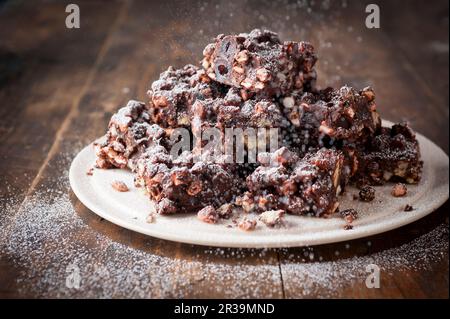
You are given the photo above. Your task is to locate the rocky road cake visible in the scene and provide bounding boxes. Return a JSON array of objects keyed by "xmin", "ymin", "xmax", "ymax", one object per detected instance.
[{"xmin": 95, "ymin": 29, "xmax": 422, "ymax": 229}]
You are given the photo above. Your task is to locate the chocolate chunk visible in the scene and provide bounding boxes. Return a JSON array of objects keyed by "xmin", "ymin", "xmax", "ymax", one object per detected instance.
[
  {"xmin": 86, "ymin": 167, "xmax": 94, "ymax": 176},
  {"xmin": 353, "ymin": 123, "xmax": 422, "ymax": 186},
  {"xmin": 202, "ymin": 29, "xmax": 317, "ymax": 97},
  {"xmin": 217, "ymin": 203, "xmax": 234, "ymax": 219}
]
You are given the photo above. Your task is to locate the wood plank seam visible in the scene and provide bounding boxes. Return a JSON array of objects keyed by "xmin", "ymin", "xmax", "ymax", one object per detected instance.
[{"xmin": 277, "ymin": 251, "xmax": 286, "ymax": 299}]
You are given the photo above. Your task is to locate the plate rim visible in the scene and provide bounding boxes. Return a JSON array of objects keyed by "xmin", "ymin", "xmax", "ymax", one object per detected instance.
[{"xmin": 69, "ymin": 121, "xmax": 449, "ymax": 248}]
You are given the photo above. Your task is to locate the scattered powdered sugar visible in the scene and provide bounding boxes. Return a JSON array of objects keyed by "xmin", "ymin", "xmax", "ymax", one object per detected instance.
[{"xmin": 0, "ymin": 169, "xmax": 447, "ymax": 298}]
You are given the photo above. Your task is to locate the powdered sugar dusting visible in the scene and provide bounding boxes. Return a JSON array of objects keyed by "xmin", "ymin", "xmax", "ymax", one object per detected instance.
[{"xmin": 0, "ymin": 163, "xmax": 447, "ymax": 298}]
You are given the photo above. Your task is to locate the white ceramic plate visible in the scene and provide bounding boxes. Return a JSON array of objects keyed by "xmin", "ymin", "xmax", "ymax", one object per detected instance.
[{"xmin": 69, "ymin": 121, "xmax": 449, "ymax": 248}]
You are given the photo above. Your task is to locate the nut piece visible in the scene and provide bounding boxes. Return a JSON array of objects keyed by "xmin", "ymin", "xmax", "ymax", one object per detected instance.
[
  {"xmin": 359, "ymin": 186, "xmax": 375, "ymax": 202},
  {"xmin": 259, "ymin": 210, "xmax": 285, "ymax": 227},
  {"xmin": 391, "ymin": 183, "xmax": 407, "ymax": 197},
  {"xmin": 111, "ymin": 180, "xmax": 129, "ymax": 192},
  {"xmin": 217, "ymin": 203, "xmax": 233, "ymax": 219},
  {"xmin": 238, "ymin": 218, "xmax": 257, "ymax": 231},
  {"xmin": 340, "ymin": 208, "xmax": 358, "ymax": 224},
  {"xmin": 235, "ymin": 50, "xmax": 249, "ymax": 63},
  {"xmin": 156, "ymin": 198, "xmax": 177, "ymax": 215},
  {"xmin": 197, "ymin": 206, "xmax": 219, "ymax": 224}
]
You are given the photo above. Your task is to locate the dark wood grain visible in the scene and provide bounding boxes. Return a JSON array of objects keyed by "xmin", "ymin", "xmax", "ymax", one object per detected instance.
[
  {"xmin": 0, "ymin": 0, "xmax": 124, "ymax": 297},
  {"xmin": 0, "ymin": 0, "xmax": 448, "ymax": 298},
  {"xmin": 0, "ymin": 1, "xmax": 123, "ymax": 198}
]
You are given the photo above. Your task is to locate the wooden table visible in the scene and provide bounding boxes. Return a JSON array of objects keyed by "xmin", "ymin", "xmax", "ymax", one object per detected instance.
[{"xmin": 0, "ymin": 0, "xmax": 448, "ymax": 298}]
